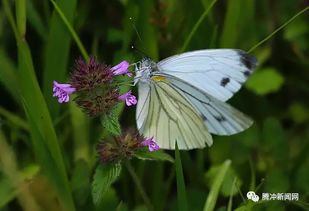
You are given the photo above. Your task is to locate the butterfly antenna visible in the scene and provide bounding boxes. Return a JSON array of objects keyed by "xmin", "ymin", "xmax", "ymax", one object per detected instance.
[
  {"xmin": 131, "ymin": 45, "xmax": 147, "ymax": 58},
  {"xmin": 129, "ymin": 17, "xmax": 143, "ymax": 44},
  {"xmin": 129, "ymin": 17, "xmax": 148, "ymax": 56}
]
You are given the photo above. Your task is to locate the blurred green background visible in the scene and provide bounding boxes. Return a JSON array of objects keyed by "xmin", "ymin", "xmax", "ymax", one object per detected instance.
[{"xmin": 0, "ymin": 0, "xmax": 308, "ymax": 210}]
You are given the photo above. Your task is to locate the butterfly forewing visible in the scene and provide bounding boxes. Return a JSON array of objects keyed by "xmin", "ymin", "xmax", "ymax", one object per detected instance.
[{"xmin": 157, "ymin": 49, "xmax": 257, "ymax": 102}]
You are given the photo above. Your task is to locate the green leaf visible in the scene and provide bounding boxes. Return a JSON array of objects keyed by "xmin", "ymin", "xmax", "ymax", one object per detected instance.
[
  {"xmin": 96, "ymin": 188, "xmax": 119, "ymax": 211},
  {"xmin": 175, "ymin": 143, "xmax": 188, "ymax": 211},
  {"xmin": 203, "ymin": 160, "xmax": 231, "ymax": 211},
  {"xmin": 92, "ymin": 163, "xmax": 122, "ymax": 206},
  {"xmin": 134, "ymin": 149, "xmax": 174, "ymax": 163},
  {"xmin": 246, "ymin": 67, "xmax": 284, "ymax": 95},
  {"xmin": 288, "ymin": 103, "xmax": 309, "ymax": 124},
  {"xmin": 100, "ymin": 110, "xmax": 121, "ymax": 136},
  {"xmin": 20, "ymin": 164, "xmax": 40, "ymax": 180}
]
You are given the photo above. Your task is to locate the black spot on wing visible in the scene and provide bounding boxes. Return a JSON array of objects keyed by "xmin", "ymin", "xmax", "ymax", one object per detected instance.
[
  {"xmin": 237, "ymin": 50, "xmax": 258, "ymax": 70},
  {"xmin": 215, "ymin": 116, "xmax": 226, "ymax": 122},
  {"xmin": 201, "ymin": 115, "xmax": 208, "ymax": 121},
  {"xmin": 243, "ymin": 70, "xmax": 251, "ymax": 77},
  {"xmin": 220, "ymin": 77, "xmax": 230, "ymax": 87}
]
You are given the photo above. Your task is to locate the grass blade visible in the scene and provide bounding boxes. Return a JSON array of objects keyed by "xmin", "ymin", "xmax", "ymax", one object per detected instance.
[
  {"xmin": 248, "ymin": 6, "xmax": 309, "ymax": 53},
  {"xmin": 2, "ymin": 0, "xmax": 18, "ymax": 39},
  {"xmin": 17, "ymin": 40, "xmax": 75, "ymax": 211},
  {"xmin": 49, "ymin": 0, "xmax": 89, "ymax": 61},
  {"xmin": 13, "ymin": 0, "xmax": 77, "ymax": 203},
  {"xmin": 219, "ymin": 0, "xmax": 241, "ymax": 47},
  {"xmin": 175, "ymin": 143, "xmax": 188, "ymax": 211},
  {"xmin": 15, "ymin": 0, "xmax": 26, "ymax": 36},
  {"xmin": 0, "ymin": 48, "xmax": 19, "ymax": 103},
  {"xmin": 0, "ymin": 107, "xmax": 29, "ymax": 131},
  {"xmin": 203, "ymin": 160, "xmax": 231, "ymax": 211},
  {"xmin": 227, "ymin": 178, "xmax": 237, "ymax": 211},
  {"xmin": 26, "ymin": 0, "xmax": 47, "ymax": 40},
  {"xmin": 181, "ymin": 0, "xmax": 218, "ymax": 52}
]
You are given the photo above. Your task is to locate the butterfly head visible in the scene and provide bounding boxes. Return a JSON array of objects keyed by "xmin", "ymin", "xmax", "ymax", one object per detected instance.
[{"xmin": 134, "ymin": 57, "xmax": 156, "ymax": 84}]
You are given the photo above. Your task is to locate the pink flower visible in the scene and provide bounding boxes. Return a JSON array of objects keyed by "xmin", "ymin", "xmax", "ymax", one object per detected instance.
[
  {"xmin": 118, "ymin": 90, "xmax": 137, "ymax": 106},
  {"xmin": 141, "ymin": 137, "xmax": 160, "ymax": 152},
  {"xmin": 111, "ymin": 61, "xmax": 132, "ymax": 77},
  {"xmin": 53, "ymin": 81, "xmax": 76, "ymax": 103}
]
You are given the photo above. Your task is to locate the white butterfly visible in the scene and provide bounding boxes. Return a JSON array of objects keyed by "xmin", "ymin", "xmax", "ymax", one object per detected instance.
[{"xmin": 133, "ymin": 49, "xmax": 257, "ymax": 150}]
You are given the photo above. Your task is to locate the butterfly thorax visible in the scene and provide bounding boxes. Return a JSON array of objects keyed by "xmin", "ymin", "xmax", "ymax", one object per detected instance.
[{"xmin": 134, "ymin": 57, "xmax": 158, "ymax": 84}]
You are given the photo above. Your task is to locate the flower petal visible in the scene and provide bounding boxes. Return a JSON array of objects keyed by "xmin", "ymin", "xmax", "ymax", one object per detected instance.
[
  {"xmin": 118, "ymin": 91, "xmax": 137, "ymax": 106},
  {"xmin": 141, "ymin": 137, "xmax": 160, "ymax": 152},
  {"xmin": 112, "ymin": 61, "xmax": 131, "ymax": 76},
  {"xmin": 53, "ymin": 81, "xmax": 76, "ymax": 104}
]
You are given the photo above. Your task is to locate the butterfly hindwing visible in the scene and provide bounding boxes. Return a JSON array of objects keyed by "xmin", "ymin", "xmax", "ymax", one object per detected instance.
[
  {"xmin": 162, "ymin": 75, "xmax": 253, "ymax": 135},
  {"xmin": 136, "ymin": 80, "xmax": 213, "ymax": 150}
]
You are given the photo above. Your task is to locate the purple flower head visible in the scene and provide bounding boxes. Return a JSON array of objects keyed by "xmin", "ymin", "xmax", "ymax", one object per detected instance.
[
  {"xmin": 69, "ymin": 57, "xmax": 121, "ymax": 116},
  {"xmin": 118, "ymin": 90, "xmax": 137, "ymax": 106},
  {"xmin": 111, "ymin": 61, "xmax": 132, "ymax": 77},
  {"xmin": 70, "ymin": 57, "xmax": 114, "ymax": 92},
  {"xmin": 141, "ymin": 137, "xmax": 160, "ymax": 152},
  {"xmin": 53, "ymin": 81, "xmax": 76, "ymax": 103},
  {"xmin": 97, "ymin": 128, "xmax": 145, "ymax": 164}
]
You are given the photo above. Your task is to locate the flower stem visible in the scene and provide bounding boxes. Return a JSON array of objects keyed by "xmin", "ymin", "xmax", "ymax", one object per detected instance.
[{"xmin": 125, "ymin": 161, "xmax": 153, "ymax": 211}]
